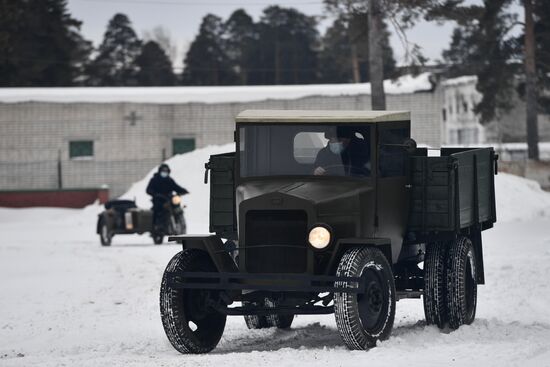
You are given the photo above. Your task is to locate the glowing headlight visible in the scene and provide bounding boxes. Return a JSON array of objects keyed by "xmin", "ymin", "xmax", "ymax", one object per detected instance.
[
  {"xmin": 308, "ymin": 226, "xmax": 331, "ymax": 249},
  {"xmin": 171, "ymin": 196, "xmax": 182, "ymax": 205}
]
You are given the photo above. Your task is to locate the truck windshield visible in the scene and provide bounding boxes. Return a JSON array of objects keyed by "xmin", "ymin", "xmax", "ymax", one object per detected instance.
[{"xmin": 239, "ymin": 124, "xmax": 372, "ymax": 178}]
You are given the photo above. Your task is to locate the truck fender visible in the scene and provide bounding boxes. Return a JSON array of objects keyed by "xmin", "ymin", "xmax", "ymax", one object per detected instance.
[
  {"xmin": 168, "ymin": 235, "xmax": 238, "ymax": 273},
  {"xmin": 327, "ymin": 237, "xmax": 392, "ymax": 274}
]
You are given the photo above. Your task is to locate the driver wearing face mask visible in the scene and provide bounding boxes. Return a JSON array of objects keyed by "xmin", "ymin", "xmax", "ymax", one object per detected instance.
[
  {"xmin": 313, "ymin": 127, "xmax": 371, "ymax": 177},
  {"xmin": 146, "ymin": 163, "xmax": 189, "ymax": 228}
]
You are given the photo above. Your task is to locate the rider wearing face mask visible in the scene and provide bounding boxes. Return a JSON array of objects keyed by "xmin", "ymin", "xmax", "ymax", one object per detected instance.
[
  {"xmin": 146, "ymin": 164, "xmax": 189, "ymax": 228},
  {"xmin": 313, "ymin": 127, "xmax": 371, "ymax": 177}
]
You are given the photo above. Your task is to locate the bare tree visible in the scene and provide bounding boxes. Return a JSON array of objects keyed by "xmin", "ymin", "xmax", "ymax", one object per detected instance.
[
  {"xmin": 368, "ymin": 0, "xmax": 386, "ymax": 109},
  {"xmin": 324, "ymin": 0, "xmax": 441, "ymax": 110},
  {"xmin": 523, "ymin": 0, "xmax": 539, "ymax": 160}
]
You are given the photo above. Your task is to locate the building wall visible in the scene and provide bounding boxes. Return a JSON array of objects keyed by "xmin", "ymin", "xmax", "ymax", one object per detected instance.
[
  {"xmin": 0, "ymin": 90, "xmax": 442, "ymax": 197},
  {"xmin": 441, "ymin": 77, "xmax": 485, "ymax": 145}
]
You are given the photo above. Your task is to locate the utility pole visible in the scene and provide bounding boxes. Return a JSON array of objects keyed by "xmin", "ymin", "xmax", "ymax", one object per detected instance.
[
  {"xmin": 524, "ymin": 0, "xmax": 539, "ymax": 160},
  {"xmin": 368, "ymin": 0, "xmax": 386, "ymax": 110}
]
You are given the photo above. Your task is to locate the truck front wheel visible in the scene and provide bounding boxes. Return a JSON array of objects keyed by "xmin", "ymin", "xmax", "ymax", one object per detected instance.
[
  {"xmin": 446, "ymin": 236, "xmax": 477, "ymax": 329},
  {"xmin": 160, "ymin": 250, "xmax": 226, "ymax": 354},
  {"xmin": 334, "ymin": 247, "xmax": 396, "ymax": 350}
]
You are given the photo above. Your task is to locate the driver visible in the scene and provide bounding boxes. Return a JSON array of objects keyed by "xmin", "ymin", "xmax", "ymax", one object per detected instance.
[
  {"xmin": 313, "ymin": 126, "xmax": 370, "ymax": 177},
  {"xmin": 146, "ymin": 164, "xmax": 189, "ymax": 229}
]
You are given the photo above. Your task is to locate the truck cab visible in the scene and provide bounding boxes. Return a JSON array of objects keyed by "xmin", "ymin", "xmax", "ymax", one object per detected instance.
[{"xmin": 161, "ymin": 110, "xmax": 498, "ymax": 354}]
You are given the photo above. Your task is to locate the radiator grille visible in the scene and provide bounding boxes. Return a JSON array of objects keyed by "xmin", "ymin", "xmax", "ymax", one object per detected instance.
[{"xmin": 244, "ymin": 210, "xmax": 308, "ymax": 273}]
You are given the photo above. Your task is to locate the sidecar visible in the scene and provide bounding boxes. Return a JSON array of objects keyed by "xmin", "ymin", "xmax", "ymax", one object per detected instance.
[{"xmin": 96, "ymin": 199, "xmax": 153, "ymax": 246}]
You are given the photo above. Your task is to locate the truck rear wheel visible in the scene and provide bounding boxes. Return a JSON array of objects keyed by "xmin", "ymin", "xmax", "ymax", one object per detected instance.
[
  {"xmin": 446, "ymin": 236, "xmax": 477, "ymax": 329},
  {"xmin": 423, "ymin": 241, "xmax": 448, "ymax": 328},
  {"xmin": 265, "ymin": 298, "xmax": 294, "ymax": 329},
  {"xmin": 160, "ymin": 250, "xmax": 226, "ymax": 354},
  {"xmin": 334, "ymin": 247, "xmax": 396, "ymax": 350},
  {"xmin": 243, "ymin": 301, "xmax": 269, "ymax": 329}
]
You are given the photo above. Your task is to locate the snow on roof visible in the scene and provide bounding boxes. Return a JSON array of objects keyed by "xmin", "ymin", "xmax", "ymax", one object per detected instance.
[
  {"xmin": 236, "ymin": 109, "xmax": 410, "ymax": 123},
  {"xmin": 0, "ymin": 73, "xmax": 434, "ymax": 104},
  {"xmin": 441, "ymin": 75, "xmax": 477, "ymax": 87}
]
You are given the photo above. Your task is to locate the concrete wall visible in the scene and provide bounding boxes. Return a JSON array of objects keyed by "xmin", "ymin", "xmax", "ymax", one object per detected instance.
[
  {"xmin": 0, "ymin": 188, "xmax": 109, "ymax": 208},
  {"xmin": 0, "ymin": 90, "xmax": 442, "ymax": 197}
]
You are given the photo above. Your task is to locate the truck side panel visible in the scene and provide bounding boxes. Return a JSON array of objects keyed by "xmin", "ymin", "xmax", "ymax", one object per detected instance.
[{"xmin": 408, "ymin": 148, "xmax": 497, "ymax": 235}]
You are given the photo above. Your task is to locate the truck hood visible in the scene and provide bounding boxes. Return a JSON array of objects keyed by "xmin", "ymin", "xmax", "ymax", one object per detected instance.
[{"xmin": 236, "ymin": 179, "xmax": 373, "ymax": 208}]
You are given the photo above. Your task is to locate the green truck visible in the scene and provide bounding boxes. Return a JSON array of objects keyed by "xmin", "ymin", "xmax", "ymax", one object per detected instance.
[{"xmin": 160, "ymin": 110, "xmax": 498, "ymax": 353}]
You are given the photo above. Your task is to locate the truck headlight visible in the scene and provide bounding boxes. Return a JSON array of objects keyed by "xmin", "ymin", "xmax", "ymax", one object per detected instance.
[
  {"xmin": 171, "ymin": 196, "xmax": 181, "ymax": 205},
  {"xmin": 308, "ymin": 226, "xmax": 331, "ymax": 249}
]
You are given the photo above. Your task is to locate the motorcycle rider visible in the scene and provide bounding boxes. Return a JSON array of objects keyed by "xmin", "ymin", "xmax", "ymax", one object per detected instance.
[{"xmin": 146, "ymin": 164, "xmax": 189, "ymax": 230}]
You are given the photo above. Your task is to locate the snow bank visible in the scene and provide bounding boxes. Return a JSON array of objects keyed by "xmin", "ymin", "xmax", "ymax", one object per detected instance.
[
  {"xmin": 0, "ymin": 73, "xmax": 434, "ymax": 104},
  {"xmin": 441, "ymin": 75, "xmax": 477, "ymax": 87},
  {"xmin": 120, "ymin": 143, "xmax": 234, "ymax": 234},
  {"xmin": 495, "ymin": 172, "xmax": 550, "ymax": 222}
]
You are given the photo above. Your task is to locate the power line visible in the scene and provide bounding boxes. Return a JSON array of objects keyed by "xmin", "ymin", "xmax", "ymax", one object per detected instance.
[{"xmin": 78, "ymin": 0, "xmax": 323, "ymax": 6}]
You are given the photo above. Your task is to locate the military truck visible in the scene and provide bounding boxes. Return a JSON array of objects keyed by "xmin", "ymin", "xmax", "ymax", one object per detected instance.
[{"xmin": 159, "ymin": 110, "xmax": 498, "ymax": 354}]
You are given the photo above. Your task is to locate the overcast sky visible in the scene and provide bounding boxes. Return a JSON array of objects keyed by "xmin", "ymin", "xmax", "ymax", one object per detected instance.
[{"xmin": 67, "ymin": 0, "xmax": 522, "ymax": 71}]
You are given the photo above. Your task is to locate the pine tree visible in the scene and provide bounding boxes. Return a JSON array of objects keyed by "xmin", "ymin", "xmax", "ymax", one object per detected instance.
[
  {"xmin": 319, "ymin": 12, "xmax": 395, "ymax": 83},
  {"xmin": 135, "ymin": 41, "xmax": 176, "ymax": 86},
  {"xmin": 181, "ymin": 14, "xmax": 237, "ymax": 85},
  {"xmin": 143, "ymin": 26, "xmax": 177, "ymax": 65},
  {"xmin": 0, "ymin": 0, "xmax": 90, "ymax": 86},
  {"xmin": 225, "ymin": 9, "xmax": 258, "ymax": 85},
  {"xmin": 256, "ymin": 6, "xmax": 320, "ymax": 85},
  {"xmin": 88, "ymin": 13, "xmax": 142, "ymax": 86},
  {"xmin": 442, "ymin": 0, "xmax": 518, "ymax": 124}
]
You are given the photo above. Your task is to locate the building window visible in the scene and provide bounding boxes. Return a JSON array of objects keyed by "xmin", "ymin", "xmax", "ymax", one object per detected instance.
[
  {"xmin": 69, "ymin": 140, "xmax": 94, "ymax": 159},
  {"xmin": 442, "ymin": 108, "xmax": 447, "ymax": 122},
  {"xmin": 172, "ymin": 138, "xmax": 196, "ymax": 155}
]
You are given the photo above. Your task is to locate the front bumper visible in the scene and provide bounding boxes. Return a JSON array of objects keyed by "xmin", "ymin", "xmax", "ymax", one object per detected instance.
[{"xmin": 167, "ymin": 271, "xmax": 365, "ymax": 294}]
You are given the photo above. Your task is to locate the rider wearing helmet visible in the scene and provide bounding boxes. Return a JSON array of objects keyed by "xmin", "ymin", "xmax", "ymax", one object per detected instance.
[{"xmin": 146, "ymin": 164, "xmax": 188, "ymax": 229}]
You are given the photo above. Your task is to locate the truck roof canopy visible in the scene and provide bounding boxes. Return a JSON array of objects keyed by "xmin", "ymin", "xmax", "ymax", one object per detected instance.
[{"xmin": 235, "ymin": 110, "xmax": 411, "ymax": 124}]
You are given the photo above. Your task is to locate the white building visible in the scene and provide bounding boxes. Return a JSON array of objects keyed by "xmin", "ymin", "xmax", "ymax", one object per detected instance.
[
  {"xmin": 441, "ymin": 76, "xmax": 485, "ymax": 145},
  {"xmin": 0, "ymin": 73, "xmax": 443, "ymax": 197}
]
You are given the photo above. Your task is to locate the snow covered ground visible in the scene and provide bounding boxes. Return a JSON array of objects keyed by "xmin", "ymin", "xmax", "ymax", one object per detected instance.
[{"xmin": 2, "ymin": 145, "xmax": 550, "ymax": 366}]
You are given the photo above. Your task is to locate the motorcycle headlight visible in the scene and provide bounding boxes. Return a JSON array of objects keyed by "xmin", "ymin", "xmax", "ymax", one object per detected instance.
[
  {"xmin": 171, "ymin": 196, "xmax": 181, "ymax": 205},
  {"xmin": 308, "ymin": 225, "xmax": 331, "ymax": 249}
]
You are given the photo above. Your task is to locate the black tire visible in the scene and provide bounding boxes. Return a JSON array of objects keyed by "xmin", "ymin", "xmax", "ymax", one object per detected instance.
[
  {"xmin": 446, "ymin": 236, "xmax": 477, "ymax": 329},
  {"xmin": 423, "ymin": 241, "xmax": 448, "ymax": 328},
  {"xmin": 153, "ymin": 234, "xmax": 164, "ymax": 245},
  {"xmin": 160, "ymin": 250, "xmax": 226, "ymax": 354},
  {"xmin": 265, "ymin": 298, "xmax": 294, "ymax": 329},
  {"xmin": 243, "ymin": 300, "xmax": 269, "ymax": 329},
  {"xmin": 334, "ymin": 247, "xmax": 396, "ymax": 350},
  {"xmin": 99, "ymin": 219, "xmax": 112, "ymax": 247}
]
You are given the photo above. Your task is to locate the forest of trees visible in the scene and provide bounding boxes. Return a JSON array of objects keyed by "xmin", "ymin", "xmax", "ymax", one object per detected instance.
[{"xmin": 0, "ymin": 0, "xmax": 397, "ymax": 87}]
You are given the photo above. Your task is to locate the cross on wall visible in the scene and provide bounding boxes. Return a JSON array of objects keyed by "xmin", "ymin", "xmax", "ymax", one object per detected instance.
[{"xmin": 124, "ymin": 111, "xmax": 142, "ymax": 126}]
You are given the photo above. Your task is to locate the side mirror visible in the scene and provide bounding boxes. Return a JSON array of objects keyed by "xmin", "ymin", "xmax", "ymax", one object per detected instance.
[{"xmin": 380, "ymin": 138, "xmax": 417, "ymax": 154}]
